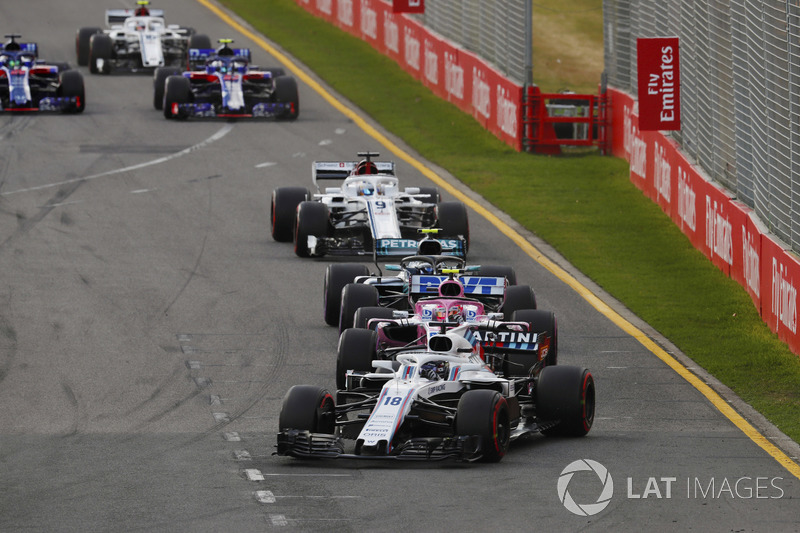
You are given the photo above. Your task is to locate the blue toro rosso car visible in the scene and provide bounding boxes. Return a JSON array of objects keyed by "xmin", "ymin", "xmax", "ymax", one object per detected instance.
[
  {"xmin": 0, "ymin": 35, "xmax": 85, "ymax": 113},
  {"xmin": 152, "ymin": 39, "xmax": 298, "ymax": 120}
]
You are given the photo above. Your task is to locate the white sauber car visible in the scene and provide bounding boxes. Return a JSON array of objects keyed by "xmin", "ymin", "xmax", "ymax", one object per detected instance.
[
  {"xmin": 271, "ymin": 152, "xmax": 470, "ymax": 258},
  {"xmin": 75, "ymin": 2, "xmax": 203, "ymax": 74}
]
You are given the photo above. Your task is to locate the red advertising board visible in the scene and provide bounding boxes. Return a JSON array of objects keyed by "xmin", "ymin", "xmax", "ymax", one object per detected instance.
[
  {"xmin": 637, "ymin": 37, "xmax": 681, "ymax": 131},
  {"xmin": 393, "ymin": 0, "xmax": 424, "ymax": 13}
]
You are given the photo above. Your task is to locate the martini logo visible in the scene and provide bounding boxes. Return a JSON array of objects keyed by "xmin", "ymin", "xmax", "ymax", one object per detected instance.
[{"xmin": 558, "ymin": 459, "xmax": 614, "ymax": 516}]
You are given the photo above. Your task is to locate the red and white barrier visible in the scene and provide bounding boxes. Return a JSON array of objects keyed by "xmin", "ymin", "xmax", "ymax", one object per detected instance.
[
  {"xmin": 609, "ymin": 88, "xmax": 800, "ymax": 354},
  {"xmin": 294, "ymin": 0, "xmax": 523, "ymax": 150}
]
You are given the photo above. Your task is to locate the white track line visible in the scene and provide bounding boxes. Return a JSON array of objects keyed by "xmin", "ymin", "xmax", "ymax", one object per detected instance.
[{"xmin": 0, "ymin": 124, "xmax": 234, "ymax": 197}]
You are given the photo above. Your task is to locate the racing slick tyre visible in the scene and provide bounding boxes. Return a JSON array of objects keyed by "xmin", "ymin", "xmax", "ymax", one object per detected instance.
[
  {"xmin": 163, "ymin": 75, "xmax": 192, "ymax": 119},
  {"xmin": 502, "ymin": 284, "xmax": 537, "ymax": 320},
  {"xmin": 436, "ymin": 201, "xmax": 470, "ymax": 253},
  {"xmin": 336, "ymin": 328, "xmax": 378, "ymax": 389},
  {"xmin": 88, "ymin": 33, "xmax": 113, "ymax": 74},
  {"xmin": 57, "ymin": 70, "xmax": 85, "ymax": 113},
  {"xmin": 353, "ymin": 306, "xmax": 395, "ymax": 330},
  {"xmin": 456, "ymin": 389, "xmax": 510, "ymax": 462},
  {"xmin": 323, "ymin": 263, "xmax": 370, "ymax": 326},
  {"xmin": 76, "ymin": 27, "xmax": 101, "ymax": 66},
  {"xmin": 153, "ymin": 67, "xmax": 181, "ymax": 110},
  {"xmin": 271, "ymin": 187, "xmax": 310, "ymax": 243},
  {"xmin": 339, "ymin": 283, "xmax": 380, "ymax": 333},
  {"xmin": 536, "ymin": 366, "xmax": 595, "ymax": 437},
  {"xmin": 510, "ymin": 309, "xmax": 557, "ymax": 372},
  {"xmin": 294, "ymin": 201, "xmax": 330, "ymax": 258},
  {"xmin": 187, "ymin": 34, "xmax": 212, "ymax": 51},
  {"xmin": 417, "ymin": 186, "xmax": 441, "ymax": 204},
  {"xmin": 278, "ymin": 385, "xmax": 336, "ymax": 434},
  {"xmin": 477, "ymin": 265, "xmax": 517, "ymax": 286},
  {"xmin": 274, "ymin": 75, "xmax": 299, "ymax": 120}
]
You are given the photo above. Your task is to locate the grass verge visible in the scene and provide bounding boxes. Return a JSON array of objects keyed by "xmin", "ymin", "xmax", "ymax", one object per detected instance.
[{"xmin": 218, "ymin": 0, "xmax": 800, "ymax": 444}]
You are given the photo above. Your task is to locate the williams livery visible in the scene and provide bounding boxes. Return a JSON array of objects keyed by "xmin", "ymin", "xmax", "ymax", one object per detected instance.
[
  {"xmin": 276, "ymin": 330, "xmax": 594, "ymax": 462},
  {"xmin": 271, "ymin": 152, "xmax": 469, "ymax": 258},
  {"xmin": 153, "ymin": 40, "xmax": 298, "ymax": 120},
  {"xmin": 76, "ymin": 2, "xmax": 197, "ymax": 74},
  {"xmin": 0, "ymin": 35, "xmax": 84, "ymax": 113}
]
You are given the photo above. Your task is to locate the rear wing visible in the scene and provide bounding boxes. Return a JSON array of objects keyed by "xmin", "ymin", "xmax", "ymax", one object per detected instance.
[
  {"xmin": 106, "ymin": 9, "xmax": 165, "ymax": 25},
  {"xmin": 312, "ymin": 161, "xmax": 396, "ymax": 187},
  {"xmin": 410, "ymin": 274, "xmax": 506, "ymax": 298},
  {"xmin": 17, "ymin": 43, "xmax": 38, "ymax": 56},
  {"xmin": 187, "ymin": 48, "xmax": 252, "ymax": 70}
]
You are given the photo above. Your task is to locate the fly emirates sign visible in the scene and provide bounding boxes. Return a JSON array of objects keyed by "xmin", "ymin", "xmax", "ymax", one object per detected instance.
[{"xmin": 637, "ymin": 37, "xmax": 681, "ymax": 131}]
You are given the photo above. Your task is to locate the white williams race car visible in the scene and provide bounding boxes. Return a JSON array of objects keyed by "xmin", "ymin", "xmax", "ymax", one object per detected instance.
[
  {"xmin": 271, "ymin": 152, "xmax": 470, "ymax": 258},
  {"xmin": 75, "ymin": 1, "xmax": 201, "ymax": 74},
  {"xmin": 276, "ymin": 331, "xmax": 594, "ymax": 462}
]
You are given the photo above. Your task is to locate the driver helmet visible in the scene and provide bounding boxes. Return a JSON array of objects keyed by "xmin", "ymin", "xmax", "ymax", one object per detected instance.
[
  {"xmin": 357, "ymin": 181, "xmax": 375, "ymax": 196},
  {"xmin": 354, "ymin": 160, "xmax": 378, "ymax": 175},
  {"xmin": 135, "ymin": 1, "xmax": 150, "ymax": 16}
]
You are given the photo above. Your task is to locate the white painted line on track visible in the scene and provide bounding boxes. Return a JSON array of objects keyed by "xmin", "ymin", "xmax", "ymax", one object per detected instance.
[
  {"xmin": 245, "ymin": 469, "xmax": 265, "ymax": 481},
  {"xmin": 255, "ymin": 162, "xmax": 276, "ymax": 168},
  {"xmin": 0, "ymin": 124, "xmax": 234, "ymax": 197},
  {"xmin": 269, "ymin": 515, "xmax": 288, "ymax": 526},
  {"xmin": 233, "ymin": 450, "xmax": 252, "ymax": 461},
  {"xmin": 223, "ymin": 432, "xmax": 241, "ymax": 442},
  {"xmin": 255, "ymin": 490, "xmax": 276, "ymax": 504},
  {"xmin": 261, "ymin": 473, "xmax": 352, "ymax": 477},
  {"xmin": 213, "ymin": 412, "xmax": 230, "ymax": 423}
]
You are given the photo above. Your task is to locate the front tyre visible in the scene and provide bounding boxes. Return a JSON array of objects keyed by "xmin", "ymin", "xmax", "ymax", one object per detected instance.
[
  {"xmin": 274, "ymin": 75, "xmax": 299, "ymax": 120},
  {"xmin": 436, "ymin": 201, "xmax": 470, "ymax": 253},
  {"xmin": 163, "ymin": 75, "xmax": 191, "ymax": 119},
  {"xmin": 154, "ymin": 67, "xmax": 181, "ymax": 110},
  {"xmin": 57, "ymin": 70, "xmax": 85, "ymax": 113},
  {"xmin": 278, "ymin": 385, "xmax": 336, "ymax": 434},
  {"xmin": 88, "ymin": 33, "xmax": 113, "ymax": 74},
  {"xmin": 339, "ymin": 283, "xmax": 380, "ymax": 333},
  {"xmin": 456, "ymin": 389, "xmax": 510, "ymax": 462},
  {"xmin": 294, "ymin": 201, "xmax": 330, "ymax": 258}
]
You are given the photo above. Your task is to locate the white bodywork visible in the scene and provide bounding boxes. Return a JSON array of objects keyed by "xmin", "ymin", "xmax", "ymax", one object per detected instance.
[{"xmin": 99, "ymin": 10, "xmax": 189, "ymax": 69}]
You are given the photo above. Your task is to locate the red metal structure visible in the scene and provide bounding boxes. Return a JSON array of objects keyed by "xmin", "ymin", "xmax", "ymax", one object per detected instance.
[{"xmin": 522, "ymin": 85, "xmax": 608, "ymax": 155}]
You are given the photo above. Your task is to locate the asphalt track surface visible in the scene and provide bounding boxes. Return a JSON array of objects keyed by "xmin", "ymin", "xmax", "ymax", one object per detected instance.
[{"xmin": 0, "ymin": 1, "xmax": 798, "ymax": 531}]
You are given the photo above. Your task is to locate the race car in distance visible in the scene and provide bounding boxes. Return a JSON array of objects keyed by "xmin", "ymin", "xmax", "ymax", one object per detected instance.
[
  {"xmin": 335, "ymin": 269, "xmax": 548, "ymax": 387},
  {"xmin": 0, "ymin": 35, "xmax": 85, "ymax": 113},
  {"xmin": 325, "ymin": 232, "xmax": 526, "ymax": 331},
  {"xmin": 277, "ymin": 330, "xmax": 594, "ymax": 462},
  {"xmin": 271, "ymin": 152, "xmax": 469, "ymax": 258},
  {"xmin": 154, "ymin": 39, "xmax": 298, "ymax": 120},
  {"xmin": 76, "ymin": 1, "xmax": 199, "ymax": 74}
]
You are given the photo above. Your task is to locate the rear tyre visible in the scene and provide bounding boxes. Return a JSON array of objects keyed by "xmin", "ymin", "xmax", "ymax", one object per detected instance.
[
  {"xmin": 154, "ymin": 67, "xmax": 181, "ymax": 110},
  {"xmin": 163, "ymin": 75, "xmax": 191, "ymax": 119},
  {"xmin": 278, "ymin": 385, "xmax": 336, "ymax": 434},
  {"xmin": 502, "ymin": 284, "xmax": 537, "ymax": 320},
  {"xmin": 76, "ymin": 27, "xmax": 101, "ymax": 66},
  {"xmin": 88, "ymin": 33, "xmax": 113, "ymax": 74},
  {"xmin": 436, "ymin": 201, "xmax": 469, "ymax": 253},
  {"xmin": 536, "ymin": 366, "xmax": 595, "ymax": 437},
  {"xmin": 336, "ymin": 328, "xmax": 378, "ymax": 389},
  {"xmin": 272, "ymin": 187, "xmax": 310, "ymax": 242},
  {"xmin": 323, "ymin": 264, "xmax": 370, "ymax": 326},
  {"xmin": 187, "ymin": 34, "xmax": 212, "ymax": 50},
  {"xmin": 57, "ymin": 70, "xmax": 85, "ymax": 113},
  {"xmin": 511, "ymin": 309, "xmax": 557, "ymax": 367},
  {"xmin": 477, "ymin": 265, "xmax": 517, "ymax": 286},
  {"xmin": 456, "ymin": 389, "xmax": 510, "ymax": 462},
  {"xmin": 274, "ymin": 76, "xmax": 299, "ymax": 120},
  {"xmin": 339, "ymin": 283, "xmax": 380, "ymax": 333},
  {"xmin": 353, "ymin": 306, "xmax": 395, "ymax": 330},
  {"xmin": 294, "ymin": 201, "xmax": 330, "ymax": 258}
]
